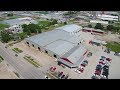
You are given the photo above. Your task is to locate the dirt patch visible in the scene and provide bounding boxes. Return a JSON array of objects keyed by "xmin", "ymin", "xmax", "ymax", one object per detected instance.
[{"xmin": 95, "ymin": 34, "xmax": 120, "ymax": 43}]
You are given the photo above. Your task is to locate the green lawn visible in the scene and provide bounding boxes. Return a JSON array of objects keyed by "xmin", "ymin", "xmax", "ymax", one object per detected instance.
[
  {"xmin": 24, "ymin": 56, "xmax": 42, "ymax": 67},
  {"xmin": 42, "ymin": 23, "xmax": 65, "ymax": 32},
  {"xmin": 0, "ymin": 18, "xmax": 5, "ymax": 21},
  {"xmin": 105, "ymin": 42, "xmax": 120, "ymax": 52},
  {"xmin": 6, "ymin": 15, "xmax": 20, "ymax": 20},
  {"xmin": 12, "ymin": 48, "xmax": 23, "ymax": 53},
  {"xmin": 0, "ymin": 23, "xmax": 9, "ymax": 30}
]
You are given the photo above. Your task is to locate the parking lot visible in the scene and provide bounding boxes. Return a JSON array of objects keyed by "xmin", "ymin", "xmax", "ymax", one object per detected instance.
[{"xmin": 9, "ymin": 39, "xmax": 120, "ymax": 79}]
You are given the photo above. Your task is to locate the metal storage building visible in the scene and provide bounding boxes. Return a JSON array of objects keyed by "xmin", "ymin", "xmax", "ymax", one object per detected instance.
[{"xmin": 25, "ymin": 24, "xmax": 87, "ymax": 68}]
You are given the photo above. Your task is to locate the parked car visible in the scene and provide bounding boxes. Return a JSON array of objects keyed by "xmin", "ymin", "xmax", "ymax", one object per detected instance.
[
  {"xmin": 104, "ymin": 49, "xmax": 110, "ymax": 53},
  {"xmin": 103, "ymin": 65, "xmax": 109, "ymax": 71},
  {"xmin": 45, "ymin": 75, "xmax": 51, "ymax": 79},
  {"xmin": 15, "ymin": 54, "xmax": 18, "ymax": 57},
  {"xmin": 75, "ymin": 67, "xmax": 84, "ymax": 74},
  {"xmin": 87, "ymin": 52, "xmax": 92, "ymax": 57},
  {"xmin": 99, "ymin": 61, "xmax": 105, "ymax": 65},
  {"xmin": 64, "ymin": 74, "xmax": 69, "ymax": 79},
  {"xmin": 95, "ymin": 70, "xmax": 101, "ymax": 75},
  {"xmin": 49, "ymin": 67, "xmax": 53, "ymax": 71},
  {"xmin": 114, "ymin": 52, "xmax": 120, "ymax": 56},
  {"xmin": 106, "ymin": 58, "xmax": 112, "ymax": 62},
  {"xmin": 102, "ymin": 71, "xmax": 109, "ymax": 79},
  {"xmin": 100, "ymin": 76, "xmax": 107, "ymax": 79},
  {"xmin": 96, "ymin": 64, "xmax": 102, "ymax": 71},
  {"xmin": 50, "ymin": 67, "xmax": 56, "ymax": 72},
  {"xmin": 91, "ymin": 75, "xmax": 99, "ymax": 79},
  {"xmin": 81, "ymin": 60, "xmax": 88, "ymax": 67},
  {"xmin": 52, "ymin": 67, "xmax": 56, "ymax": 72},
  {"xmin": 61, "ymin": 74, "xmax": 65, "ymax": 79},
  {"xmin": 100, "ymin": 59, "xmax": 104, "ymax": 61},
  {"xmin": 101, "ymin": 56, "xmax": 106, "ymax": 60},
  {"xmin": 58, "ymin": 72, "xmax": 63, "ymax": 77}
]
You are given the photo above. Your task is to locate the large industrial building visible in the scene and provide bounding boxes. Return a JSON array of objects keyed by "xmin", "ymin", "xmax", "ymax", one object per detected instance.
[{"xmin": 25, "ymin": 24, "xmax": 88, "ymax": 68}]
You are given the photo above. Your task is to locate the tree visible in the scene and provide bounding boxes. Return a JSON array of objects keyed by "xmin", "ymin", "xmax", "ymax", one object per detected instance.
[
  {"xmin": 88, "ymin": 24, "xmax": 92, "ymax": 28},
  {"xmin": 1, "ymin": 31, "xmax": 13, "ymax": 43},
  {"xmin": 94, "ymin": 23, "xmax": 104, "ymax": 30},
  {"xmin": 22, "ymin": 24, "xmax": 31, "ymax": 35},
  {"xmin": 113, "ymin": 26, "xmax": 120, "ymax": 33},
  {"xmin": 22, "ymin": 24, "xmax": 41, "ymax": 35},
  {"xmin": 106, "ymin": 25, "xmax": 114, "ymax": 31},
  {"xmin": 64, "ymin": 22, "xmax": 67, "ymax": 25},
  {"xmin": 7, "ymin": 13, "xmax": 13, "ymax": 17},
  {"xmin": 0, "ymin": 23, "xmax": 9, "ymax": 30},
  {"xmin": 51, "ymin": 19, "xmax": 57, "ymax": 25},
  {"xmin": 17, "ymin": 32, "xmax": 27, "ymax": 40}
]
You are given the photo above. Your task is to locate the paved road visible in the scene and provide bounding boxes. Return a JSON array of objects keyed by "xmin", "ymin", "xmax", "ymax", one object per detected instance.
[{"xmin": 0, "ymin": 42, "xmax": 45, "ymax": 79}]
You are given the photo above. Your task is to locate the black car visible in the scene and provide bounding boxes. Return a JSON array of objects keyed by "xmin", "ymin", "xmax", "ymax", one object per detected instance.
[
  {"xmin": 61, "ymin": 75, "xmax": 65, "ymax": 79},
  {"xmin": 102, "ymin": 71, "xmax": 109, "ymax": 79},
  {"xmin": 103, "ymin": 65, "xmax": 109, "ymax": 71},
  {"xmin": 15, "ymin": 54, "xmax": 18, "ymax": 57}
]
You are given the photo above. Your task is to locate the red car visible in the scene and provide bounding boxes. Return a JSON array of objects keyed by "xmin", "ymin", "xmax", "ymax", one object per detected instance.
[
  {"xmin": 53, "ymin": 67, "xmax": 56, "ymax": 72},
  {"xmin": 99, "ymin": 61, "xmax": 105, "ymax": 65},
  {"xmin": 94, "ymin": 70, "xmax": 101, "ymax": 75},
  {"xmin": 106, "ymin": 58, "xmax": 111, "ymax": 62}
]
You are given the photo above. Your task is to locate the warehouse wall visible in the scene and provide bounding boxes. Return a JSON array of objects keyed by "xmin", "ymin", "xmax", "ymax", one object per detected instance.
[{"xmin": 25, "ymin": 40, "xmax": 60, "ymax": 59}]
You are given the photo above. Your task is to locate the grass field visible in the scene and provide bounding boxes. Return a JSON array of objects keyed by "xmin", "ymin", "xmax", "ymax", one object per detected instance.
[{"xmin": 105, "ymin": 42, "xmax": 120, "ymax": 52}]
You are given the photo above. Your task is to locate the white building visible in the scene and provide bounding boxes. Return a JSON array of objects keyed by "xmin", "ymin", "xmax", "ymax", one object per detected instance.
[
  {"xmin": 90, "ymin": 20, "xmax": 108, "ymax": 25},
  {"xmin": 56, "ymin": 24, "xmax": 83, "ymax": 36},
  {"xmin": 3, "ymin": 17, "xmax": 38, "ymax": 34},
  {"xmin": 5, "ymin": 25, "xmax": 23, "ymax": 34},
  {"xmin": 97, "ymin": 14, "xmax": 119, "ymax": 21}
]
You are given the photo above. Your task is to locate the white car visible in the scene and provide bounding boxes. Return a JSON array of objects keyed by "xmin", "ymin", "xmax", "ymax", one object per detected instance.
[
  {"xmin": 45, "ymin": 75, "xmax": 51, "ymax": 79},
  {"xmin": 75, "ymin": 67, "xmax": 84, "ymax": 74}
]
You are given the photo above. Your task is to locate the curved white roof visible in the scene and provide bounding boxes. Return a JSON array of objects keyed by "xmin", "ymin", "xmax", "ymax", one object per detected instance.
[
  {"xmin": 56, "ymin": 24, "xmax": 82, "ymax": 33},
  {"xmin": 98, "ymin": 14, "xmax": 118, "ymax": 18}
]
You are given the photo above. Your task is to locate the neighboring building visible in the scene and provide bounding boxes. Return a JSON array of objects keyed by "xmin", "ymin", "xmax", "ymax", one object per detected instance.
[
  {"xmin": 89, "ymin": 39, "xmax": 107, "ymax": 46},
  {"xmin": 90, "ymin": 20, "xmax": 108, "ymax": 25},
  {"xmin": 25, "ymin": 24, "xmax": 87, "ymax": 68},
  {"xmin": 3, "ymin": 17, "xmax": 38, "ymax": 26},
  {"xmin": 3, "ymin": 17, "xmax": 38, "ymax": 34},
  {"xmin": 97, "ymin": 14, "xmax": 119, "ymax": 21},
  {"xmin": 5, "ymin": 25, "xmax": 23, "ymax": 34},
  {"xmin": 82, "ymin": 27, "xmax": 106, "ymax": 35}
]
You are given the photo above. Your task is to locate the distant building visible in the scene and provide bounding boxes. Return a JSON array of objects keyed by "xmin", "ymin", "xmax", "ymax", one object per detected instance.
[
  {"xmin": 97, "ymin": 14, "xmax": 119, "ymax": 21},
  {"xmin": 90, "ymin": 20, "xmax": 108, "ymax": 25},
  {"xmin": 3, "ymin": 17, "xmax": 38, "ymax": 34},
  {"xmin": 82, "ymin": 27, "xmax": 106, "ymax": 35},
  {"xmin": 5, "ymin": 25, "xmax": 23, "ymax": 34}
]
